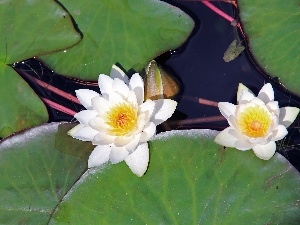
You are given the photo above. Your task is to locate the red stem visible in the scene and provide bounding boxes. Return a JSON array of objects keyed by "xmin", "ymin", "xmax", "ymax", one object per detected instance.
[
  {"xmin": 202, "ymin": 1, "xmax": 234, "ymax": 22},
  {"xmin": 198, "ymin": 98, "xmax": 218, "ymax": 107},
  {"xmin": 182, "ymin": 96, "xmax": 219, "ymax": 107},
  {"xmin": 41, "ymin": 98, "xmax": 76, "ymax": 116},
  {"xmin": 201, "ymin": 1, "xmax": 243, "ymax": 31},
  {"xmin": 22, "ymin": 71, "xmax": 80, "ymax": 104}
]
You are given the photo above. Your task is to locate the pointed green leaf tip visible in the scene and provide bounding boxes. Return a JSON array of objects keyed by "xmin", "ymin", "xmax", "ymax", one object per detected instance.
[
  {"xmin": 40, "ymin": 0, "xmax": 195, "ymax": 80},
  {"xmin": 49, "ymin": 130, "xmax": 300, "ymax": 224}
]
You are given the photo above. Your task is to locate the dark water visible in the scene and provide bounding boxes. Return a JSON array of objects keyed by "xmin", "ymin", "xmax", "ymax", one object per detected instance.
[{"xmin": 13, "ymin": 1, "xmax": 300, "ymax": 170}]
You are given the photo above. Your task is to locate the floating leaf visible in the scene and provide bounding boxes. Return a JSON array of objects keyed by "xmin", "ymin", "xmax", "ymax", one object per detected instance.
[
  {"xmin": 0, "ymin": 0, "xmax": 81, "ymax": 64},
  {"xmin": 0, "ymin": 0, "xmax": 81, "ymax": 137},
  {"xmin": 39, "ymin": 0, "xmax": 194, "ymax": 80},
  {"xmin": 0, "ymin": 123, "xmax": 93, "ymax": 224},
  {"xmin": 239, "ymin": 0, "xmax": 300, "ymax": 95},
  {"xmin": 49, "ymin": 130, "xmax": 300, "ymax": 224},
  {"xmin": 0, "ymin": 66, "xmax": 47, "ymax": 137}
]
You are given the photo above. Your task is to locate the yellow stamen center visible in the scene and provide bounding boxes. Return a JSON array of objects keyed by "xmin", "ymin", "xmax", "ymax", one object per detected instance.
[
  {"xmin": 106, "ymin": 103, "xmax": 137, "ymax": 136},
  {"xmin": 237, "ymin": 105, "xmax": 272, "ymax": 138}
]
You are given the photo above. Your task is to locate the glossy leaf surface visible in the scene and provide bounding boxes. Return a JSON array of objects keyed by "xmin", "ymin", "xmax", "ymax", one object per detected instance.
[
  {"xmin": 40, "ymin": 0, "xmax": 194, "ymax": 80},
  {"xmin": 0, "ymin": 0, "xmax": 81, "ymax": 64},
  {"xmin": 0, "ymin": 66, "xmax": 47, "ymax": 137},
  {"xmin": 49, "ymin": 130, "xmax": 300, "ymax": 224},
  {"xmin": 0, "ymin": 0, "xmax": 81, "ymax": 137},
  {"xmin": 0, "ymin": 123, "xmax": 93, "ymax": 224},
  {"xmin": 239, "ymin": 0, "xmax": 300, "ymax": 95}
]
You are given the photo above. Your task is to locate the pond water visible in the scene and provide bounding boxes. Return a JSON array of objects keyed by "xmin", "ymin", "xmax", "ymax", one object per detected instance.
[{"xmin": 13, "ymin": 0, "xmax": 300, "ymax": 170}]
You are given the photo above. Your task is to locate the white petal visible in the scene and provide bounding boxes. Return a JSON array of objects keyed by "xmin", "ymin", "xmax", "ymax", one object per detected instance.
[
  {"xmin": 139, "ymin": 99, "xmax": 156, "ymax": 122},
  {"xmin": 238, "ymin": 90, "xmax": 255, "ymax": 104},
  {"xmin": 67, "ymin": 123, "xmax": 85, "ymax": 136},
  {"xmin": 259, "ymin": 133, "xmax": 274, "ymax": 145},
  {"xmin": 227, "ymin": 115, "xmax": 238, "ymax": 129},
  {"xmin": 234, "ymin": 139, "xmax": 254, "ymax": 150},
  {"xmin": 218, "ymin": 102, "xmax": 236, "ymax": 119},
  {"xmin": 236, "ymin": 104, "xmax": 246, "ymax": 115},
  {"xmin": 266, "ymin": 101, "xmax": 279, "ymax": 116},
  {"xmin": 75, "ymin": 89, "xmax": 99, "ymax": 109},
  {"xmin": 92, "ymin": 132, "xmax": 115, "ymax": 145},
  {"xmin": 271, "ymin": 125, "xmax": 288, "ymax": 141},
  {"xmin": 98, "ymin": 74, "xmax": 113, "ymax": 97},
  {"xmin": 88, "ymin": 145, "xmax": 111, "ymax": 168},
  {"xmin": 214, "ymin": 127, "xmax": 238, "ymax": 148},
  {"xmin": 140, "ymin": 122, "xmax": 156, "ymax": 142},
  {"xmin": 108, "ymin": 91, "xmax": 125, "ymax": 105},
  {"xmin": 151, "ymin": 99, "xmax": 177, "ymax": 125},
  {"xmin": 270, "ymin": 115, "xmax": 279, "ymax": 131},
  {"xmin": 89, "ymin": 116, "xmax": 109, "ymax": 132},
  {"xmin": 248, "ymin": 137, "xmax": 263, "ymax": 144},
  {"xmin": 70, "ymin": 125, "xmax": 98, "ymax": 141},
  {"xmin": 127, "ymin": 90, "xmax": 138, "ymax": 109},
  {"xmin": 124, "ymin": 143, "xmax": 149, "ymax": 177},
  {"xmin": 110, "ymin": 65, "xmax": 129, "ymax": 83},
  {"xmin": 129, "ymin": 73, "xmax": 144, "ymax": 105},
  {"xmin": 237, "ymin": 83, "xmax": 251, "ymax": 103},
  {"xmin": 124, "ymin": 133, "xmax": 142, "ymax": 153},
  {"xmin": 109, "ymin": 146, "xmax": 129, "ymax": 164},
  {"xmin": 230, "ymin": 128, "xmax": 248, "ymax": 141},
  {"xmin": 74, "ymin": 110, "xmax": 98, "ymax": 125},
  {"xmin": 91, "ymin": 95, "xmax": 110, "ymax": 115},
  {"xmin": 249, "ymin": 97, "xmax": 265, "ymax": 106},
  {"xmin": 252, "ymin": 141, "xmax": 276, "ymax": 160},
  {"xmin": 113, "ymin": 78, "xmax": 130, "ymax": 98},
  {"xmin": 257, "ymin": 83, "xmax": 274, "ymax": 103},
  {"xmin": 114, "ymin": 135, "xmax": 135, "ymax": 147},
  {"xmin": 279, "ymin": 107, "xmax": 299, "ymax": 128},
  {"xmin": 134, "ymin": 112, "xmax": 147, "ymax": 133}
]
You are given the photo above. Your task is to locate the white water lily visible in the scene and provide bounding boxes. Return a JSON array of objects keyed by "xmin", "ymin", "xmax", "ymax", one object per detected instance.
[
  {"xmin": 215, "ymin": 83, "xmax": 299, "ymax": 160},
  {"xmin": 68, "ymin": 65, "xmax": 177, "ymax": 176}
]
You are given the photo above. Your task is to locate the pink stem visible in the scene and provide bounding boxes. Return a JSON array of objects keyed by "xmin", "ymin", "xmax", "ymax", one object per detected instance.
[
  {"xmin": 42, "ymin": 98, "xmax": 76, "ymax": 116},
  {"xmin": 182, "ymin": 96, "xmax": 218, "ymax": 107},
  {"xmin": 201, "ymin": 1, "xmax": 242, "ymax": 31},
  {"xmin": 198, "ymin": 98, "xmax": 218, "ymax": 107},
  {"xmin": 22, "ymin": 71, "xmax": 80, "ymax": 104},
  {"xmin": 201, "ymin": 1, "xmax": 235, "ymax": 23}
]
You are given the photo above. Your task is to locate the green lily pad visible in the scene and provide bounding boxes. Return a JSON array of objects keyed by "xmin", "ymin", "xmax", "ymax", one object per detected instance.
[
  {"xmin": 238, "ymin": 0, "xmax": 300, "ymax": 95},
  {"xmin": 0, "ymin": 0, "xmax": 81, "ymax": 63},
  {"xmin": 0, "ymin": 0, "xmax": 81, "ymax": 137},
  {"xmin": 39, "ymin": 0, "xmax": 194, "ymax": 80},
  {"xmin": 0, "ymin": 66, "xmax": 47, "ymax": 137},
  {"xmin": 49, "ymin": 130, "xmax": 300, "ymax": 224},
  {"xmin": 0, "ymin": 123, "xmax": 93, "ymax": 224}
]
